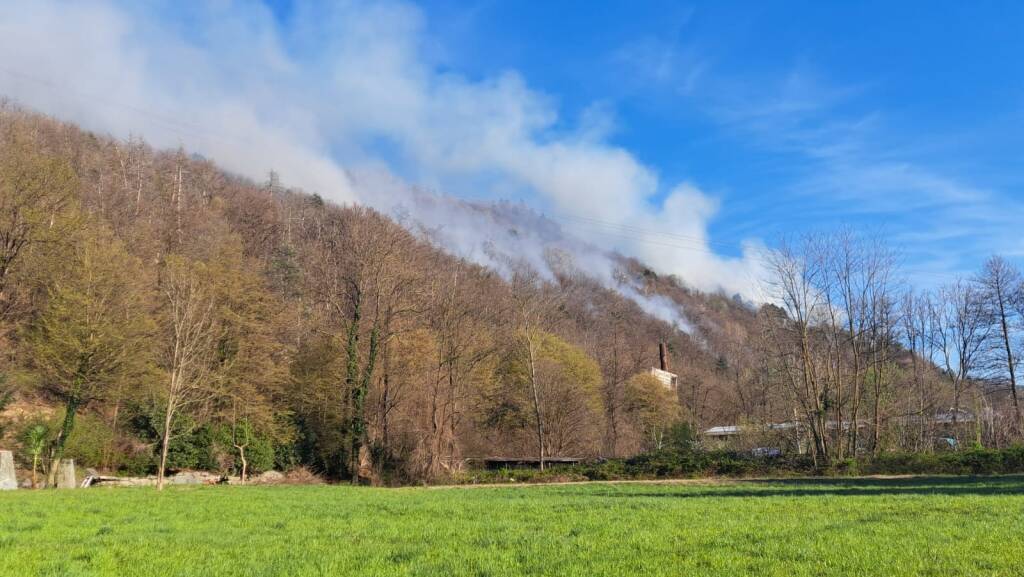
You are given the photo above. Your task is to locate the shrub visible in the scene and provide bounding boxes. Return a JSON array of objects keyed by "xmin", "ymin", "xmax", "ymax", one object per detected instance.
[
  {"xmin": 160, "ymin": 417, "xmax": 222, "ymax": 472},
  {"xmin": 580, "ymin": 459, "xmax": 626, "ymax": 481},
  {"xmin": 1002, "ymin": 445, "xmax": 1024, "ymax": 471},
  {"xmin": 454, "ymin": 445, "xmax": 1024, "ymax": 487},
  {"xmin": 710, "ymin": 452, "xmax": 756, "ymax": 476},
  {"xmin": 245, "ymin": 435, "xmax": 276, "ymax": 474},
  {"xmin": 63, "ymin": 413, "xmax": 115, "ymax": 468},
  {"xmin": 826, "ymin": 458, "xmax": 860, "ymax": 476},
  {"xmin": 857, "ymin": 447, "xmax": 1024, "ymax": 476},
  {"xmin": 665, "ymin": 422, "xmax": 700, "ymax": 453},
  {"xmin": 118, "ymin": 451, "xmax": 155, "ymax": 476},
  {"xmin": 956, "ymin": 448, "xmax": 1004, "ymax": 475}
]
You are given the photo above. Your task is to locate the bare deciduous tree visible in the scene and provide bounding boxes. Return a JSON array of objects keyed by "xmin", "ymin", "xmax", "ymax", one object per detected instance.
[
  {"xmin": 975, "ymin": 256, "xmax": 1023, "ymax": 434},
  {"xmin": 763, "ymin": 236, "xmax": 830, "ymax": 462},
  {"xmin": 932, "ymin": 281, "xmax": 990, "ymax": 447},
  {"xmin": 156, "ymin": 256, "xmax": 218, "ymax": 490}
]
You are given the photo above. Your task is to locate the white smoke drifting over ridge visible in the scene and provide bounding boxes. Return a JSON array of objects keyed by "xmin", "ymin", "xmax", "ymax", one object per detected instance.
[
  {"xmin": 358, "ymin": 169, "xmax": 694, "ymax": 331},
  {"xmin": 0, "ymin": 0, "xmax": 767, "ymax": 327}
]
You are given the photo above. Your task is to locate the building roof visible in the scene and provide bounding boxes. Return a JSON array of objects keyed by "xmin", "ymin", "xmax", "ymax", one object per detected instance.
[{"xmin": 705, "ymin": 411, "xmax": 978, "ymax": 438}]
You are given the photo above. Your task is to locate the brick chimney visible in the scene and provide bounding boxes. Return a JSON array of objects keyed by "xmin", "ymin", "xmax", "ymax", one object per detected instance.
[{"xmin": 659, "ymin": 342, "xmax": 669, "ymax": 372}]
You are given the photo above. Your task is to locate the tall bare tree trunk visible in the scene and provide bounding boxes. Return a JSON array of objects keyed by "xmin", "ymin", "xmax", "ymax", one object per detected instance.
[
  {"xmin": 997, "ymin": 295, "xmax": 1022, "ymax": 431},
  {"xmin": 175, "ymin": 158, "xmax": 183, "ymax": 247},
  {"xmin": 526, "ymin": 333, "xmax": 546, "ymax": 471},
  {"xmin": 157, "ymin": 399, "xmax": 174, "ymax": 491},
  {"xmin": 234, "ymin": 443, "xmax": 248, "ymax": 484}
]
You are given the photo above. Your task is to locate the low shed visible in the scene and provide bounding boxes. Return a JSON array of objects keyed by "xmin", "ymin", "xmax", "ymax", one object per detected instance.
[{"xmin": 474, "ymin": 457, "xmax": 584, "ymax": 470}]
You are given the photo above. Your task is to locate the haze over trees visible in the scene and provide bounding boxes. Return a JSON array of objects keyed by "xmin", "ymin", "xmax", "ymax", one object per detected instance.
[{"xmin": 1, "ymin": 103, "xmax": 1023, "ymax": 484}]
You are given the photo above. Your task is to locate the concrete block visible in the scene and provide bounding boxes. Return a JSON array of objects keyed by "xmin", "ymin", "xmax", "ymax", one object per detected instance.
[
  {"xmin": 56, "ymin": 458, "xmax": 76, "ymax": 489},
  {"xmin": 0, "ymin": 450, "xmax": 16, "ymax": 490}
]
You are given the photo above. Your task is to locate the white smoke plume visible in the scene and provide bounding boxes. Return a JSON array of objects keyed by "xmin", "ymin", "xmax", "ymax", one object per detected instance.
[
  {"xmin": 359, "ymin": 168, "xmax": 694, "ymax": 330},
  {"xmin": 0, "ymin": 0, "xmax": 767, "ymax": 329}
]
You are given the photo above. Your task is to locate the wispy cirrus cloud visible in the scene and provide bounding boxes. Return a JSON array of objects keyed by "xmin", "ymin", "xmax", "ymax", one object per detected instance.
[
  {"xmin": 614, "ymin": 23, "xmax": 1020, "ymax": 283},
  {"xmin": 697, "ymin": 67, "xmax": 1020, "ymax": 282},
  {"xmin": 613, "ymin": 39, "xmax": 707, "ymax": 96}
]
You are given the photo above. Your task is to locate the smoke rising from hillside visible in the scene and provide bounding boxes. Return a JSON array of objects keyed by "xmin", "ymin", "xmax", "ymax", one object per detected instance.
[
  {"xmin": 0, "ymin": 0, "xmax": 766, "ymax": 326},
  {"xmin": 360, "ymin": 169, "xmax": 695, "ymax": 330}
]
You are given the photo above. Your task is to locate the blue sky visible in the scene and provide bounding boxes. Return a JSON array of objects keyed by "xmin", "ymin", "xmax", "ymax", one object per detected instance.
[
  {"xmin": 2, "ymin": 0, "xmax": 1022, "ymax": 292},
  {"xmin": 426, "ymin": 1, "xmax": 1024, "ymax": 279},
  {"xmin": 265, "ymin": 0, "xmax": 1024, "ymax": 282}
]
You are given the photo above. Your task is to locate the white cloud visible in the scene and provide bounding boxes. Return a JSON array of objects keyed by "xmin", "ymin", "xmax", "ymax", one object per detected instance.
[
  {"xmin": 613, "ymin": 37, "xmax": 707, "ymax": 96},
  {"xmin": 0, "ymin": 0, "xmax": 358, "ymax": 201},
  {"xmin": 0, "ymin": 0, "xmax": 767, "ymax": 310},
  {"xmin": 701, "ymin": 67, "xmax": 1024, "ymax": 283}
]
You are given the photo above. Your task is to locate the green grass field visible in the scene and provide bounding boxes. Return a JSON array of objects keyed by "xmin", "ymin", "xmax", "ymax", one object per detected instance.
[{"xmin": 2, "ymin": 476, "xmax": 1023, "ymax": 576}]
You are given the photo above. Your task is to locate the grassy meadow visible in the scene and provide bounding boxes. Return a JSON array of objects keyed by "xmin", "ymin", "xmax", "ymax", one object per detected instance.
[{"xmin": 2, "ymin": 476, "xmax": 1023, "ymax": 576}]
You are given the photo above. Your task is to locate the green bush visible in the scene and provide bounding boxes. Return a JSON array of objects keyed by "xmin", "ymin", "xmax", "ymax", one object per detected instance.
[
  {"xmin": 245, "ymin": 435, "xmax": 276, "ymax": 474},
  {"xmin": 956, "ymin": 448, "xmax": 1004, "ymax": 475},
  {"xmin": 665, "ymin": 422, "xmax": 700, "ymax": 453},
  {"xmin": 185, "ymin": 424, "xmax": 280, "ymax": 475},
  {"xmin": 1002, "ymin": 445, "xmax": 1024, "ymax": 471},
  {"xmin": 124, "ymin": 409, "xmax": 209, "ymax": 472},
  {"xmin": 157, "ymin": 420, "xmax": 280, "ymax": 475},
  {"xmin": 580, "ymin": 459, "xmax": 625, "ymax": 481},
  {"xmin": 164, "ymin": 427, "xmax": 207, "ymax": 471},
  {"xmin": 117, "ymin": 451, "xmax": 155, "ymax": 476},
  {"xmin": 826, "ymin": 458, "xmax": 860, "ymax": 476},
  {"xmin": 855, "ymin": 446, "xmax": 1024, "ymax": 476},
  {"xmin": 457, "ymin": 445, "xmax": 1024, "ymax": 486},
  {"xmin": 64, "ymin": 413, "xmax": 115, "ymax": 468},
  {"xmin": 711, "ymin": 453, "xmax": 756, "ymax": 476}
]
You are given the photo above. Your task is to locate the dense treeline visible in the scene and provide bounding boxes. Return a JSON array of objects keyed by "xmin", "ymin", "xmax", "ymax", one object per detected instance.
[
  {"xmin": 1, "ymin": 103, "xmax": 1022, "ymax": 486},
  {"xmin": 0, "ymin": 104, "xmax": 708, "ymax": 485}
]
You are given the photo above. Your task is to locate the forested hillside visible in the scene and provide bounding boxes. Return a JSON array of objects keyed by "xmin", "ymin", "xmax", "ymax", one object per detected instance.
[{"xmin": 1, "ymin": 102, "xmax": 1021, "ymax": 485}]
